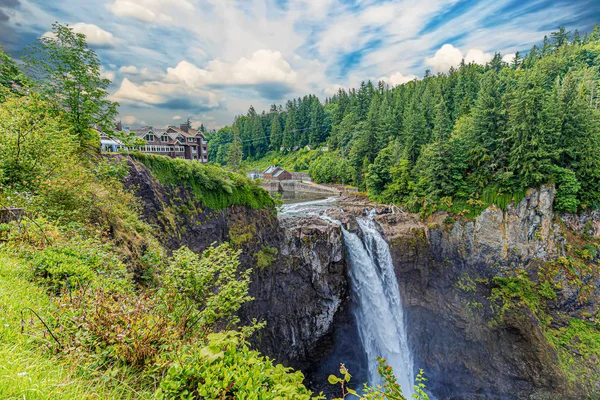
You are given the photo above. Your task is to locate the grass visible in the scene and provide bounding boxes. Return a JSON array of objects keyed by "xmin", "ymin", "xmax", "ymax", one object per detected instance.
[
  {"xmin": 130, "ymin": 152, "xmax": 274, "ymax": 211},
  {"xmin": 0, "ymin": 253, "xmax": 149, "ymax": 399}
]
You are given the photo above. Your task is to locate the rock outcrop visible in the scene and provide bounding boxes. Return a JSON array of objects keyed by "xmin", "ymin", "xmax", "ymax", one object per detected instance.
[
  {"xmin": 242, "ymin": 216, "xmax": 348, "ymax": 369},
  {"xmin": 374, "ymin": 186, "xmax": 588, "ymax": 400},
  {"xmin": 124, "ymin": 157, "xmax": 597, "ymax": 400},
  {"xmin": 122, "ymin": 156, "xmax": 349, "ymax": 375}
]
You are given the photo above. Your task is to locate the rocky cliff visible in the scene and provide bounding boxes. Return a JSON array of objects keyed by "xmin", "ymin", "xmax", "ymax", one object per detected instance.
[
  {"xmin": 121, "ymin": 156, "xmax": 349, "ymax": 376},
  {"xmin": 124, "ymin": 156, "xmax": 599, "ymax": 399},
  {"xmin": 373, "ymin": 186, "xmax": 599, "ymax": 400}
]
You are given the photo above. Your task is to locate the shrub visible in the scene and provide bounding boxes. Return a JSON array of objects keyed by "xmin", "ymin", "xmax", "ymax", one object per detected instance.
[
  {"xmin": 31, "ymin": 239, "xmax": 130, "ymax": 293},
  {"xmin": 32, "ymin": 247, "xmax": 95, "ymax": 293},
  {"xmin": 308, "ymin": 153, "xmax": 355, "ymax": 185},
  {"xmin": 162, "ymin": 244, "xmax": 252, "ymax": 331},
  {"xmin": 328, "ymin": 356, "xmax": 430, "ymax": 400},
  {"xmin": 130, "ymin": 152, "xmax": 274, "ymax": 210},
  {"xmin": 0, "ymin": 93, "xmax": 77, "ymax": 191},
  {"xmin": 156, "ymin": 331, "xmax": 320, "ymax": 400}
]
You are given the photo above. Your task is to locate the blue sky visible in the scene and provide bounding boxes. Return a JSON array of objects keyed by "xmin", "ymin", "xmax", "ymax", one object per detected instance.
[{"xmin": 1, "ymin": 0, "xmax": 599, "ymax": 129}]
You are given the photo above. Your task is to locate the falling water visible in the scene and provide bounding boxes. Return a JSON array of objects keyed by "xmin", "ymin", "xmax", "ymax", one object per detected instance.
[
  {"xmin": 342, "ymin": 214, "xmax": 415, "ymax": 396},
  {"xmin": 280, "ymin": 200, "xmax": 415, "ymax": 395}
]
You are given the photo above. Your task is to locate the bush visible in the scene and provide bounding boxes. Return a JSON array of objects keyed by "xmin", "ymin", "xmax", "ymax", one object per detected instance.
[
  {"xmin": 0, "ymin": 93, "xmax": 77, "ymax": 191},
  {"xmin": 31, "ymin": 239, "xmax": 130, "ymax": 293},
  {"xmin": 156, "ymin": 331, "xmax": 320, "ymax": 400},
  {"xmin": 32, "ymin": 247, "xmax": 94, "ymax": 293},
  {"xmin": 130, "ymin": 152, "xmax": 274, "ymax": 210},
  {"xmin": 162, "ymin": 244, "xmax": 252, "ymax": 331},
  {"xmin": 308, "ymin": 153, "xmax": 354, "ymax": 185}
]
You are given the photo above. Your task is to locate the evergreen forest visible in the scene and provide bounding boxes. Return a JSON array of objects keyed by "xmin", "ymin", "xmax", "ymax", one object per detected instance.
[{"xmin": 208, "ymin": 26, "xmax": 600, "ymax": 214}]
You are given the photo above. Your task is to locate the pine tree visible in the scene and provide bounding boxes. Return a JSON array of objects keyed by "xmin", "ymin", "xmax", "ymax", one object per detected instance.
[
  {"xmin": 550, "ymin": 27, "xmax": 570, "ymax": 49},
  {"xmin": 432, "ymin": 97, "xmax": 451, "ymax": 141},
  {"xmin": 507, "ymin": 71, "xmax": 560, "ymax": 188},
  {"xmin": 511, "ymin": 51, "xmax": 522, "ymax": 69},
  {"xmin": 471, "ymin": 71, "xmax": 506, "ymax": 168},
  {"xmin": 227, "ymin": 127, "xmax": 243, "ymax": 172},
  {"xmin": 402, "ymin": 98, "xmax": 427, "ymax": 164},
  {"xmin": 309, "ymin": 97, "xmax": 325, "ymax": 145},
  {"xmin": 282, "ymin": 105, "xmax": 297, "ymax": 152},
  {"xmin": 557, "ymin": 71, "xmax": 600, "ymax": 208},
  {"xmin": 270, "ymin": 112, "xmax": 283, "ymax": 151}
]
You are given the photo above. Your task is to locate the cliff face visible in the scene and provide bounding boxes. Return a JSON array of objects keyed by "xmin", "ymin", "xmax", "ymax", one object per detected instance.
[
  {"xmin": 125, "ymin": 156, "xmax": 599, "ymax": 399},
  {"xmin": 122, "ymin": 157, "xmax": 349, "ymax": 373},
  {"xmin": 376, "ymin": 186, "xmax": 598, "ymax": 400}
]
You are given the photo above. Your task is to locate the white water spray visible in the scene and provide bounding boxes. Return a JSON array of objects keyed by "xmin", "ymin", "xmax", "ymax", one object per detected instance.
[{"xmin": 342, "ymin": 214, "xmax": 415, "ymax": 396}]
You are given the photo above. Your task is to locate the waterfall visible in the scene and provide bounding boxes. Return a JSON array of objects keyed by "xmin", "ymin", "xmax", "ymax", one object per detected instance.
[{"xmin": 342, "ymin": 215, "xmax": 415, "ymax": 396}]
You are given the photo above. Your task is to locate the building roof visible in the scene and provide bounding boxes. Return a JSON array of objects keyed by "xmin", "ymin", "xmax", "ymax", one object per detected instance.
[
  {"xmin": 263, "ymin": 166, "xmax": 281, "ymax": 174},
  {"xmin": 131, "ymin": 127, "xmax": 154, "ymax": 138},
  {"xmin": 273, "ymin": 169, "xmax": 288, "ymax": 178},
  {"xmin": 132, "ymin": 125, "xmax": 205, "ymax": 141}
]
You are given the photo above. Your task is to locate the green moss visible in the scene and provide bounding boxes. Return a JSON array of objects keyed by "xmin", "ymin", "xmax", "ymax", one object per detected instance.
[
  {"xmin": 455, "ymin": 273, "xmax": 477, "ymax": 293},
  {"xmin": 256, "ymin": 246, "xmax": 278, "ymax": 270},
  {"xmin": 546, "ymin": 319, "xmax": 600, "ymax": 395},
  {"xmin": 489, "ymin": 270, "xmax": 553, "ymax": 328},
  {"xmin": 130, "ymin": 152, "xmax": 274, "ymax": 211},
  {"xmin": 228, "ymin": 220, "xmax": 256, "ymax": 248}
]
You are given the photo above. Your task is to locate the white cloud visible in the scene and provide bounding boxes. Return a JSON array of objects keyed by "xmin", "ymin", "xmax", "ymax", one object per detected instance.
[
  {"xmin": 172, "ymin": 115, "xmax": 182, "ymax": 120},
  {"xmin": 379, "ymin": 72, "xmax": 418, "ymax": 86},
  {"xmin": 111, "ymin": 77, "xmax": 222, "ymax": 111},
  {"xmin": 122, "ymin": 115, "xmax": 138, "ymax": 125},
  {"xmin": 166, "ymin": 50, "xmax": 297, "ymax": 89},
  {"xmin": 324, "ymin": 84, "xmax": 346, "ymax": 96},
  {"xmin": 502, "ymin": 53, "xmax": 516, "ymax": 63},
  {"xmin": 100, "ymin": 68, "xmax": 115, "ymax": 82},
  {"xmin": 425, "ymin": 44, "xmax": 463, "ymax": 73},
  {"xmin": 112, "ymin": 78, "xmax": 167, "ymax": 105},
  {"xmin": 119, "ymin": 65, "xmax": 138, "ymax": 74},
  {"xmin": 108, "ymin": 0, "xmax": 194, "ymax": 23},
  {"xmin": 426, "ymin": 44, "xmax": 493, "ymax": 73},
  {"xmin": 42, "ymin": 22, "xmax": 116, "ymax": 46},
  {"xmin": 464, "ymin": 48, "xmax": 493, "ymax": 65}
]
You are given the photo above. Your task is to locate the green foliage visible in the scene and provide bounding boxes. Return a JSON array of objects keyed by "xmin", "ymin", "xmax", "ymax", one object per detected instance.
[
  {"xmin": 208, "ymin": 26, "xmax": 600, "ymax": 214},
  {"xmin": 228, "ymin": 219, "xmax": 256, "ymax": 248},
  {"xmin": 489, "ymin": 271, "xmax": 554, "ymax": 327},
  {"xmin": 31, "ymin": 242, "xmax": 122, "ymax": 293},
  {"xmin": 329, "ymin": 357, "xmax": 430, "ymax": 400},
  {"xmin": 157, "ymin": 331, "xmax": 321, "ymax": 400},
  {"xmin": 23, "ymin": 23, "xmax": 118, "ymax": 150},
  {"xmin": 163, "ymin": 244, "xmax": 253, "ymax": 331},
  {"xmin": 546, "ymin": 319, "xmax": 600, "ymax": 394},
  {"xmin": 481, "ymin": 186, "xmax": 528, "ymax": 210},
  {"xmin": 0, "ymin": 254, "xmax": 143, "ymax": 399},
  {"xmin": 553, "ymin": 167, "xmax": 581, "ymax": 212},
  {"xmin": 0, "ymin": 93, "xmax": 77, "ymax": 190},
  {"xmin": 131, "ymin": 152, "xmax": 274, "ymax": 210},
  {"xmin": 0, "ymin": 46, "xmax": 29, "ymax": 99},
  {"xmin": 256, "ymin": 246, "xmax": 278, "ymax": 269},
  {"xmin": 309, "ymin": 153, "xmax": 355, "ymax": 185}
]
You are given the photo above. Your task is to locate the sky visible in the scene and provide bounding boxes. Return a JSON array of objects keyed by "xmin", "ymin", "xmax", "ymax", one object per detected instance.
[{"xmin": 1, "ymin": 0, "xmax": 599, "ymax": 130}]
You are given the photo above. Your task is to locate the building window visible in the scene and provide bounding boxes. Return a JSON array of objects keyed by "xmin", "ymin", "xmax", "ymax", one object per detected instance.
[
  {"xmin": 161, "ymin": 135, "xmax": 169, "ymax": 142},
  {"xmin": 145, "ymin": 134, "xmax": 154, "ymax": 141},
  {"xmin": 187, "ymin": 138, "xmax": 194, "ymax": 142}
]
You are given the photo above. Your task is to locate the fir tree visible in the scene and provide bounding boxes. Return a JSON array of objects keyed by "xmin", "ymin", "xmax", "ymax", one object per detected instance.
[{"xmin": 227, "ymin": 127, "xmax": 243, "ymax": 172}]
